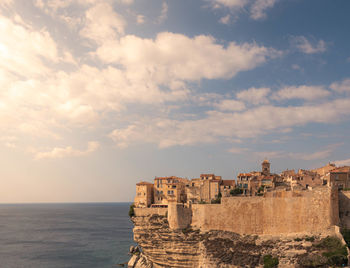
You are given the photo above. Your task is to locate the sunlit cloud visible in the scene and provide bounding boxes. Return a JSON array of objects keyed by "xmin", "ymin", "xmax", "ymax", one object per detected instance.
[
  {"xmin": 35, "ymin": 141, "xmax": 99, "ymax": 159},
  {"xmin": 250, "ymin": 0, "xmax": 278, "ymax": 20},
  {"xmin": 330, "ymin": 78, "xmax": 350, "ymax": 93},
  {"xmin": 291, "ymin": 36, "xmax": 327, "ymax": 54},
  {"xmin": 236, "ymin": 87, "xmax": 271, "ymax": 105},
  {"xmin": 273, "ymin": 85, "xmax": 330, "ymax": 101}
]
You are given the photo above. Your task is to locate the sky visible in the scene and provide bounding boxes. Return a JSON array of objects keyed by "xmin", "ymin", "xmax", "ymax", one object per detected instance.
[{"xmin": 0, "ymin": 0, "xmax": 350, "ymax": 203}]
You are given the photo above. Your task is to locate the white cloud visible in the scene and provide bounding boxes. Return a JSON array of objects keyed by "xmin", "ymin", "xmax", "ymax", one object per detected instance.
[
  {"xmin": 214, "ymin": 99, "xmax": 246, "ymax": 111},
  {"xmin": 157, "ymin": 1, "xmax": 168, "ymax": 23},
  {"xmin": 219, "ymin": 14, "xmax": 231, "ymax": 24},
  {"xmin": 291, "ymin": 64, "xmax": 302, "ymax": 71},
  {"xmin": 292, "ymin": 36, "xmax": 327, "ymax": 54},
  {"xmin": 289, "ymin": 149, "xmax": 333, "ymax": 161},
  {"xmin": 35, "ymin": 141, "xmax": 99, "ymax": 159},
  {"xmin": 334, "ymin": 158, "xmax": 350, "ymax": 166},
  {"xmin": 80, "ymin": 2, "xmax": 126, "ymax": 44},
  {"xmin": 0, "ymin": 0, "xmax": 13, "ymax": 8},
  {"xmin": 254, "ymin": 148, "xmax": 333, "ymax": 161},
  {"xmin": 330, "ymin": 78, "xmax": 350, "ymax": 92},
  {"xmin": 137, "ymin": 14, "xmax": 146, "ymax": 24},
  {"xmin": 119, "ymin": 0, "xmax": 134, "ymax": 4},
  {"xmin": 211, "ymin": 0, "xmax": 248, "ymax": 9},
  {"xmin": 273, "ymin": 85, "xmax": 330, "ymax": 101},
  {"xmin": 0, "ymin": 14, "xmax": 58, "ymax": 78},
  {"xmin": 109, "ymin": 98, "xmax": 350, "ymax": 148},
  {"xmin": 250, "ymin": 0, "xmax": 278, "ymax": 20},
  {"xmin": 236, "ymin": 87, "xmax": 271, "ymax": 105},
  {"xmin": 96, "ymin": 33, "xmax": 281, "ymax": 85},
  {"xmin": 228, "ymin": 146, "xmax": 248, "ymax": 154}
]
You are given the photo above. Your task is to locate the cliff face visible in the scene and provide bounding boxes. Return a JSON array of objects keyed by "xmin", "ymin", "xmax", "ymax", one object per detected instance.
[{"xmin": 129, "ymin": 214, "xmax": 343, "ymax": 268}]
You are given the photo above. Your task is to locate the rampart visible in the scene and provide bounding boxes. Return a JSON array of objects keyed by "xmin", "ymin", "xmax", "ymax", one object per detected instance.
[
  {"xmin": 167, "ymin": 187, "xmax": 340, "ymax": 235},
  {"xmin": 339, "ymin": 190, "xmax": 350, "ymax": 229},
  {"xmin": 134, "ymin": 207, "xmax": 167, "ymax": 217}
]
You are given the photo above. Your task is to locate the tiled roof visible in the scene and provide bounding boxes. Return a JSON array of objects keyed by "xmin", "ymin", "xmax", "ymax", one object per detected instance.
[
  {"xmin": 220, "ymin": 180, "xmax": 235, "ymax": 186},
  {"xmin": 331, "ymin": 166, "xmax": 350, "ymax": 173}
]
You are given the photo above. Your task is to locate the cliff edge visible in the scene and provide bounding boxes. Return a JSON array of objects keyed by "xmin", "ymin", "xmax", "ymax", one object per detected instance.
[{"xmin": 128, "ymin": 214, "xmax": 347, "ymax": 268}]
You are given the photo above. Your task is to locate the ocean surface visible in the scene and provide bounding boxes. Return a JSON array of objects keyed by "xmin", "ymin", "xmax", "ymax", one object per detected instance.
[{"xmin": 0, "ymin": 203, "xmax": 134, "ymax": 268}]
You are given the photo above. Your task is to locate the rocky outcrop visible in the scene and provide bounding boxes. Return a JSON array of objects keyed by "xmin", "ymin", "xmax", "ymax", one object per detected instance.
[{"xmin": 129, "ymin": 214, "xmax": 347, "ymax": 268}]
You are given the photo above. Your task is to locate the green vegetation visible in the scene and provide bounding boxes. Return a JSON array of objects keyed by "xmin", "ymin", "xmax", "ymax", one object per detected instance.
[
  {"xmin": 341, "ymin": 228, "xmax": 350, "ymax": 248},
  {"xmin": 305, "ymin": 236, "xmax": 315, "ymax": 242},
  {"xmin": 211, "ymin": 192, "xmax": 222, "ymax": 204},
  {"xmin": 181, "ymin": 227, "xmax": 193, "ymax": 234},
  {"xmin": 230, "ymin": 188, "xmax": 243, "ymax": 196},
  {"xmin": 263, "ymin": 254, "xmax": 279, "ymax": 268},
  {"xmin": 294, "ymin": 237, "xmax": 302, "ymax": 242},
  {"xmin": 316, "ymin": 236, "xmax": 348, "ymax": 266},
  {"xmin": 298, "ymin": 236, "xmax": 348, "ymax": 267},
  {"xmin": 199, "ymin": 200, "xmax": 207, "ymax": 204},
  {"xmin": 128, "ymin": 204, "xmax": 135, "ymax": 217}
]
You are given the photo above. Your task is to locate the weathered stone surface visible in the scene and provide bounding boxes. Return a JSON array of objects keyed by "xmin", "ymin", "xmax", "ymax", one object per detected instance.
[
  {"xmin": 128, "ymin": 254, "xmax": 140, "ymax": 267},
  {"xmin": 129, "ymin": 214, "xmax": 341, "ymax": 268},
  {"xmin": 189, "ymin": 187, "xmax": 339, "ymax": 235}
]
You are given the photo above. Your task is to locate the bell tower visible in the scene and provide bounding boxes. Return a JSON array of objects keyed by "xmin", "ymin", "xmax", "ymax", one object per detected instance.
[{"xmin": 262, "ymin": 159, "xmax": 270, "ymax": 176}]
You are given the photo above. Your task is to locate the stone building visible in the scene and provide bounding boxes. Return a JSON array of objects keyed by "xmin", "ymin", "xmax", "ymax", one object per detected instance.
[
  {"xmin": 185, "ymin": 174, "xmax": 221, "ymax": 204},
  {"xmin": 329, "ymin": 166, "xmax": 350, "ymax": 189},
  {"xmin": 312, "ymin": 162, "xmax": 336, "ymax": 176},
  {"xmin": 134, "ymin": 182, "xmax": 154, "ymax": 208},
  {"xmin": 153, "ymin": 176, "xmax": 188, "ymax": 206},
  {"xmin": 237, "ymin": 160, "xmax": 277, "ymax": 195},
  {"xmin": 220, "ymin": 180, "xmax": 236, "ymax": 197},
  {"xmin": 185, "ymin": 174, "xmax": 235, "ymax": 203}
]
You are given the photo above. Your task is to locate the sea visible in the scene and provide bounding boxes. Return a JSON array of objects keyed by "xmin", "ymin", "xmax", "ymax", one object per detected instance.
[{"xmin": 0, "ymin": 203, "xmax": 134, "ymax": 268}]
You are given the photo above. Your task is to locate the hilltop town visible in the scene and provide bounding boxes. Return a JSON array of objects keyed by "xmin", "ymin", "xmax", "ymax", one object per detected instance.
[
  {"xmin": 129, "ymin": 161, "xmax": 350, "ymax": 267},
  {"xmin": 134, "ymin": 160, "xmax": 350, "ymax": 208}
]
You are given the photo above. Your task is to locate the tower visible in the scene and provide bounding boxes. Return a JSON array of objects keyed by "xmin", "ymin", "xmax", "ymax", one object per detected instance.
[{"xmin": 262, "ymin": 159, "xmax": 270, "ymax": 176}]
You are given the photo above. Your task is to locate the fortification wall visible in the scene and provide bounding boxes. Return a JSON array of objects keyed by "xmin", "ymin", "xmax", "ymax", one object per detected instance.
[
  {"xmin": 339, "ymin": 191, "xmax": 350, "ymax": 228},
  {"xmin": 168, "ymin": 203, "xmax": 192, "ymax": 229},
  {"xmin": 189, "ymin": 187, "xmax": 338, "ymax": 235},
  {"xmin": 134, "ymin": 207, "xmax": 167, "ymax": 217}
]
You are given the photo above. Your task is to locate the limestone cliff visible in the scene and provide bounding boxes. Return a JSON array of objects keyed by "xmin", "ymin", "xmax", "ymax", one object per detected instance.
[{"xmin": 128, "ymin": 214, "xmax": 347, "ymax": 268}]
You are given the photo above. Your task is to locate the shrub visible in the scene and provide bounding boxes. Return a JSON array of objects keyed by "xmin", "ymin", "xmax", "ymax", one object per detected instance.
[
  {"xmin": 317, "ymin": 236, "xmax": 348, "ymax": 266},
  {"xmin": 257, "ymin": 186, "xmax": 265, "ymax": 193},
  {"xmin": 230, "ymin": 188, "xmax": 243, "ymax": 196},
  {"xmin": 305, "ymin": 236, "xmax": 315, "ymax": 242},
  {"xmin": 263, "ymin": 255, "xmax": 279, "ymax": 268},
  {"xmin": 128, "ymin": 204, "xmax": 135, "ymax": 217},
  {"xmin": 294, "ymin": 237, "xmax": 302, "ymax": 242},
  {"xmin": 316, "ymin": 236, "xmax": 343, "ymax": 250},
  {"xmin": 298, "ymin": 253, "xmax": 328, "ymax": 267},
  {"xmin": 341, "ymin": 228, "xmax": 350, "ymax": 248},
  {"xmin": 211, "ymin": 198, "xmax": 221, "ymax": 204}
]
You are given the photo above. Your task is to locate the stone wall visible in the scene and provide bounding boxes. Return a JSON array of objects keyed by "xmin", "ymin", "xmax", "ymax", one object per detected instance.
[
  {"xmin": 339, "ymin": 190, "xmax": 350, "ymax": 228},
  {"xmin": 189, "ymin": 187, "xmax": 338, "ymax": 235},
  {"xmin": 168, "ymin": 203, "xmax": 192, "ymax": 229},
  {"xmin": 134, "ymin": 207, "xmax": 167, "ymax": 217}
]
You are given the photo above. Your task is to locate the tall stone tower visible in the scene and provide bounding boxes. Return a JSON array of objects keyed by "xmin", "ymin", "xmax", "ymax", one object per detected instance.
[{"xmin": 262, "ymin": 159, "xmax": 270, "ymax": 176}]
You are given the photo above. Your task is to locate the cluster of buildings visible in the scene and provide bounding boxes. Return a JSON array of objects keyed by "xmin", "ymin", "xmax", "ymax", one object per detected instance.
[{"xmin": 134, "ymin": 160, "xmax": 350, "ymax": 208}]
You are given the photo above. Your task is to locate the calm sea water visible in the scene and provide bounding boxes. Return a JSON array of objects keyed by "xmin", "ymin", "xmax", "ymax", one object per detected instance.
[{"xmin": 0, "ymin": 203, "xmax": 134, "ymax": 268}]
